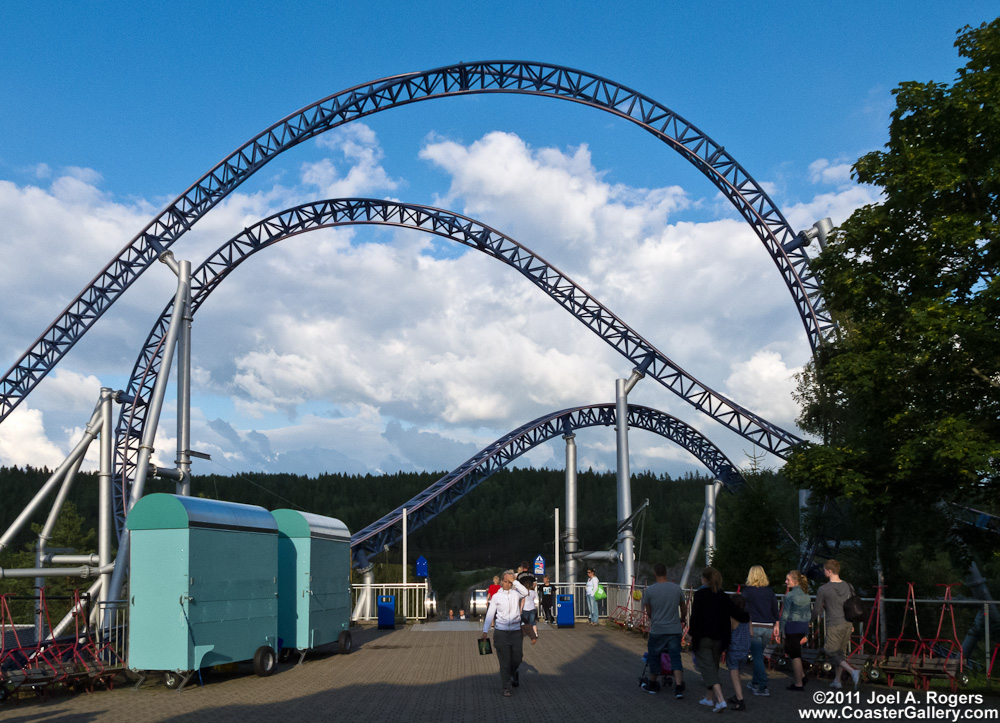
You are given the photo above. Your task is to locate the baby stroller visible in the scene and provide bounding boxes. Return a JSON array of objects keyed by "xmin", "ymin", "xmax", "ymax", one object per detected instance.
[{"xmin": 638, "ymin": 651, "xmax": 674, "ymax": 690}]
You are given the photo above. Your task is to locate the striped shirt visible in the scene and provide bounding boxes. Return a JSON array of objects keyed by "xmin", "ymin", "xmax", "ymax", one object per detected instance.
[{"xmin": 483, "ymin": 579, "xmax": 529, "ymax": 633}]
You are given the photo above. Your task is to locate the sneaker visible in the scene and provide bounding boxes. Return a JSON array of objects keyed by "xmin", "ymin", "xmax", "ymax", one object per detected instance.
[
  {"xmin": 746, "ymin": 682, "xmax": 759, "ymax": 695},
  {"xmin": 699, "ymin": 697, "xmax": 715, "ymax": 706},
  {"xmin": 641, "ymin": 680, "xmax": 660, "ymax": 694},
  {"xmin": 850, "ymin": 669, "xmax": 860, "ymax": 690},
  {"xmin": 787, "ymin": 684, "xmax": 805, "ymax": 691},
  {"xmin": 714, "ymin": 700, "xmax": 728, "ymax": 713},
  {"xmin": 754, "ymin": 687, "xmax": 769, "ymax": 697},
  {"xmin": 726, "ymin": 697, "xmax": 745, "ymax": 711},
  {"xmin": 829, "ymin": 679, "xmax": 842, "ymax": 689},
  {"xmin": 674, "ymin": 683, "xmax": 686, "ymax": 699}
]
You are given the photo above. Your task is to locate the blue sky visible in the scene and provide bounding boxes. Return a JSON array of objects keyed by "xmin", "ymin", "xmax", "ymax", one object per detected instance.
[{"xmin": 0, "ymin": 2, "xmax": 996, "ymax": 481}]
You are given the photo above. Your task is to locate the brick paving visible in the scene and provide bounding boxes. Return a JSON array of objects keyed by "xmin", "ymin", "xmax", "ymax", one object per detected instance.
[{"xmin": 2, "ymin": 620, "xmax": 995, "ymax": 722}]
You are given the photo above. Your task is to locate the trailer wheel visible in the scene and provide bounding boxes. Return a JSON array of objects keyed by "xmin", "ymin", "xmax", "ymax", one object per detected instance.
[
  {"xmin": 278, "ymin": 647, "xmax": 292, "ymax": 664},
  {"xmin": 338, "ymin": 630, "xmax": 353, "ymax": 654},
  {"xmin": 163, "ymin": 671, "xmax": 183, "ymax": 689},
  {"xmin": 253, "ymin": 646, "xmax": 277, "ymax": 677}
]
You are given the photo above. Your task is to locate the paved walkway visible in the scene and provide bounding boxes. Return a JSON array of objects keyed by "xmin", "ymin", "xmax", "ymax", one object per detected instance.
[{"xmin": 1, "ymin": 621, "xmax": 996, "ymax": 722}]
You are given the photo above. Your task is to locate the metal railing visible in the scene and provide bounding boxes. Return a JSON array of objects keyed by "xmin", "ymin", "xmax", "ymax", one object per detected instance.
[
  {"xmin": 97, "ymin": 600, "xmax": 128, "ymax": 668},
  {"xmin": 350, "ymin": 582, "xmax": 429, "ymax": 622}
]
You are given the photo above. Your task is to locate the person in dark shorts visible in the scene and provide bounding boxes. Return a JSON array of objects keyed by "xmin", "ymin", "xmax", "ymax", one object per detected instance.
[{"xmin": 780, "ymin": 570, "xmax": 812, "ymax": 691}]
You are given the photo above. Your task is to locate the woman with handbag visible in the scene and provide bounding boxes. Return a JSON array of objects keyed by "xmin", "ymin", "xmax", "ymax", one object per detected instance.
[
  {"xmin": 778, "ymin": 570, "xmax": 812, "ymax": 691},
  {"xmin": 585, "ymin": 568, "xmax": 600, "ymax": 625}
]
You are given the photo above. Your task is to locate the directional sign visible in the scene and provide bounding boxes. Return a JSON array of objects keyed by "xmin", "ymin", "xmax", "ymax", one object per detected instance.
[
  {"xmin": 416, "ymin": 555, "xmax": 428, "ymax": 577},
  {"xmin": 533, "ymin": 555, "xmax": 545, "ymax": 576}
]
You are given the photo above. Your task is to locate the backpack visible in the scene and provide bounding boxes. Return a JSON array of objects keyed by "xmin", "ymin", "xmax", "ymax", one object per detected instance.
[{"xmin": 843, "ymin": 584, "xmax": 865, "ymax": 623}]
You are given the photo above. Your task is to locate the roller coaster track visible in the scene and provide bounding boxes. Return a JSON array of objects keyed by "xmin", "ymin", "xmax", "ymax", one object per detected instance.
[
  {"xmin": 114, "ymin": 199, "xmax": 801, "ymax": 533},
  {"xmin": 349, "ymin": 403, "xmax": 745, "ymax": 564},
  {"xmin": 1, "ymin": 60, "xmax": 832, "ymax": 426}
]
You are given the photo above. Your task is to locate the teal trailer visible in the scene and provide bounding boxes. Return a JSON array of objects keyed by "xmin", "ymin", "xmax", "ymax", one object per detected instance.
[
  {"xmin": 127, "ymin": 494, "xmax": 279, "ymax": 687},
  {"xmin": 272, "ymin": 509, "xmax": 353, "ymax": 660}
]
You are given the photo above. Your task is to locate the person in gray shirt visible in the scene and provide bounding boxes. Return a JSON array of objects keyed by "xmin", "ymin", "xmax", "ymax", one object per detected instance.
[
  {"xmin": 641, "ymin": 562, "xmax": 687, "ymax": 698},
  {"xmin": 812, "ymin": 559, "xmax": 861, "ymax": 690}
]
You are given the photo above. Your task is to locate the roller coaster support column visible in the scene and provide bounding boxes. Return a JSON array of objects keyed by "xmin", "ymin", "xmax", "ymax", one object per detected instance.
[
  {"xmin": 176, "ymin": 273, "xmax": 193, "ymax": 496},
  {"xmin": 563, "ymin": 429, "xmax": 579, "ymax": 586},
  {"xmin": 107, "ymin": 252, "xmax": 192, "ymax": 604},
  {"xmin": 616, "ymin": 363, "xmax": 647, "ymax": 585},
  {"xmin": 705, "ymin": 479, "xmax": 718, "ymax": 565},
  {"xmin": 98, "ymin": 388, "xmax": 114, "ymax": 604}
]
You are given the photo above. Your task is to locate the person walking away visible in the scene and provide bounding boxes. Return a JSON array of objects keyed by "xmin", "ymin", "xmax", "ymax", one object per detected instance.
[
  {"xmin": 640, "ymin": 562, "xmax": 688, "ymax": 699},
  {"xmin": 517, "ymin": 562, "xmax": 534, "ymax": 586},
  {"xmin": 521, "ymin": 578, "xmax": 539, "ymax": 643},
  {"xmin": 741, "ymin": 564, "xmax": 780, "ymax": 696},
  {"xmin": 481, "ymin": 571, "xmax": 530, "ymax": 696},
  {"xmin": 779, "ymin": 570, "xmax": 812, "ymax": 691},
  {"xmin": 585, "ymin": 568, "xmax": 600, "ymax": 625},
  {"xmin": 539, "ymin": 575, "xmax": 555, "ymax": 622},
  {"xmin": 689, "ymin": 566, "xmax": 749, "ymax": 713},
  {"xmin": 812, "ymin": 559, "xmax": 861, "ymax": 690},
  {"xmin": 725, "ymin": 594, "xmax": 751, "ymax": 711}
]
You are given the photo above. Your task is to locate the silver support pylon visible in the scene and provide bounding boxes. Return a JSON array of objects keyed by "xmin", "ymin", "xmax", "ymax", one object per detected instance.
[
  {"xmin": 705, "ymin": 479, "xmax": 719, "ymax": 565},
  {"xmin": 679, "ymin": 480, "xmax": 722, "ymax": 589},
  {"xmin": 563, "ymin": 432, "xmax": 578, "ymax": 585},
  {"xmin": 176, "ymin": 274, "xmax": 193, "ymax": 496},
  {"xmin": 98, "ymin": 388, "xmax": 113, "ymax": 605},
  {"xmin": 107, "ymin": 253, "xmax": 192, "ymax": 604},
  {"xmin": 615, "ymin": 371, "xmax": 644, "ymax": 585}
]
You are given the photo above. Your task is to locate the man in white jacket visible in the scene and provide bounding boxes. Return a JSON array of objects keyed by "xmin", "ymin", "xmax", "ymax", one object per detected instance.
[{"xmin": 481, "ymin": 570, "xmax": 529, "ymax": 696}]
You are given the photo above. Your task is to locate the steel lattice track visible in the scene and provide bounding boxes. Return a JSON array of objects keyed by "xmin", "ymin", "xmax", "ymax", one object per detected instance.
[
  {"xmin": 349, "ymin": 402, "xmax": 745, "ymax": 563},
  {"xmin": 112, "ymin": 199, "xmax": 802, "ymax": 534},
  {"xmin": 1, "ymin": 60, "xmax": 832, "ymax": 424}
]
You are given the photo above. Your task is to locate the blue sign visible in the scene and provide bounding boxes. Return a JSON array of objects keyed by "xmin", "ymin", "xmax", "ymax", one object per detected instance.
[
  {"xmin": 533, "ymin": 555, "xmax": 545, "ymax": 575},
  {"xmin": 415, "ymin": 555, "xmax": 428, "ymax": 577}
]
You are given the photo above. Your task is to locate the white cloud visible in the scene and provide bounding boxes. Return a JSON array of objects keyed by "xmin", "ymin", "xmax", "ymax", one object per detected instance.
[
  {"xmin": 0, "ymin": 407, "xmax": 67, "ymax": 469},
  {"xmin": 724, "ymin": 350, "xmax": 801, "ymax": 427},
  {"xmin": 0, "ymin": 125, "xmax": 881, "ymax": 481},
  {"xmin": 808, "ymin": 158, "xmax": 854, "ymax": 186}
]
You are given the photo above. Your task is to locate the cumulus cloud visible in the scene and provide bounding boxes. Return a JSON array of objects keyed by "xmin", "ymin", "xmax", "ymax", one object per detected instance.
[
  {"xmin": 0, "ymin": 125, "xmax": 881, "ymax": 481},
  {"xmin": 0, "ymin": 407, "xmax": 67, "ymax": 469},
  {"xmin": 724, "ymin": 350, "xmax": 801, "ymax": 427},
  {"xmin": 808, "ymin": 158, "xmax": 854, "ymax": 186}
]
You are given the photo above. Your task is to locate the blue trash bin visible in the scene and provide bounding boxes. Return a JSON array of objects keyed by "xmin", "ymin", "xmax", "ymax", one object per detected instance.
[
  {"xmin": 556, "ymin": 594, "xmax": 575, "ymax": 628},
  {"xmin": 377, "ymin": 595, "xmax": 396, "ymax": 629}
]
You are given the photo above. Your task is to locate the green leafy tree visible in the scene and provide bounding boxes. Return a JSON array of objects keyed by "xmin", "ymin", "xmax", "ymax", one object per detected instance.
[{"xmin": 786, "ymin": 20, "xmax": 1000, "ymax": 528}]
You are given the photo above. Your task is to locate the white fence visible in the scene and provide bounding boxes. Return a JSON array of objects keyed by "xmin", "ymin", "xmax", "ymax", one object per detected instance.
[{"xmin": 351, "ymin": 582, "xmax": 429, "ymax": 622}]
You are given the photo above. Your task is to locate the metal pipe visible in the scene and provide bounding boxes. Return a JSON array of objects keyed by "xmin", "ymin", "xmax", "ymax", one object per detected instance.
[
  {"xmin": 0, "ymin": 402, "xmax": 103, "ymax": 554},
  {"xmin": 98, "ymin": 388, "xmax": 113, "ymax": 605},
  {"xmin": 2, "ymin": 563, "xmax": 114, "ymax": 579},
  {"xmin": 570, "ymin": 550, "xmax": 619, "ymax": 562},
  {"xmin": 705, "ymin": 480, "xmax": 719, "ymax": 565},
  {"xmin": 45, "ymin": 554, "xmax": 100, "ymax": 565},
  {"xmin": 35, "ymin": 452, "xmax": 86, "ymax": 640},
  {"xmin": 615, "ymin": 377, "xmax": 637, "ymax": 584},
  {"xmin": 563, "ymin": 432, "xmax": 578, "ymax": 585},
  {"xmin": 402, "ymin": 507, "xmax": 407, "ymax": 586},
  {"xmin": 554, "ymin": 507, "xmax": 560, "ymax": 588},
  {"xmin": 107, "ymin": 253, "xmax": 191, "ymax": 604},
  {"xmin": 680, "ymin": 508, "xmax": 708, "ymax": 590},
  {"xmin": 176, "ymin": 269, "xmax": 193, "ymax": 496}
]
